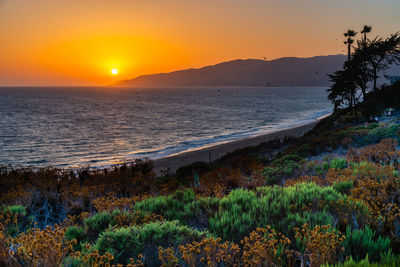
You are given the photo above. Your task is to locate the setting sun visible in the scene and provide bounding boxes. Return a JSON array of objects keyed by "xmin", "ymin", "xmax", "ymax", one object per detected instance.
[{"xmin": 111, "ymin": 68, "xmax": 119, "ymax": 75}]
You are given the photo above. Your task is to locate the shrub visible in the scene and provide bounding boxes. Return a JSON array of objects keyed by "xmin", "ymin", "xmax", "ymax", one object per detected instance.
[
  {"xmin": 262, "ymin": 159, "xmax": 302, "ymax": 185},
  {"xmin": 330, "ymin": 158, "xmax": 347, "ymax": 170},
  {"xmin": 27, "ymin": 190, "xmax": 66, "ymax": 229},
  {"xmin": 112, "ymin": 209, "xmax": 163, "ymax": 228},
  {"xmin": 292, "ymin": 224, "xmax": 345, "ymax": 267},
  {"xmin": 358, "ymin": 124, "xmax": 400, "ymax": 145},
  {"xmin": 79, "ymin": 210, "xmax": 164, "ymax": 244},
  {"xmin": 84, "ymin": 212, "xmax": 114, "ymax": 241},
  {"xmin": 209, "ymin": 188, "xmax": 259, "ymax": 242},
  {"xmin": 65, "ymin": 225, "xmax": 86, "ymax": 250},
  {"xmin": 307, "ymin": 158, "xmax": 347, "ymax": 176},
  {"xmin": 92, "ymin": 195, "xmax": 139, "ymax": 212},
  {"xmin": 63, "ymin": 256, "xmax": 82, "ymax": 267},
  {"xmin": 175, "ymin": 162, "xmax": 210, "ymax": 184},
  {"xmin": 13, "ymin": 225, "xmax": 76, "ymax": 266},
  {"xmin": 262, "ymin": 167, "xmax": 279, "ymax": 184},
  {"xmin": 367, "ymin": 123, "xmax": 379, "ymax": 130},
  {"xmin": 347, "ymin": 138, "xmax": 398, "ymax": 165},
  {"xmin": 94, "ymin": 220, "xmax": 208, "ymax": 266},
  {"xmin": 285, "ymin": 210, "xmax": 335, "ymax": 235},
  {"xmin": 73, "ymin": 243, "xmax": 115, "ymax": 266},
  {"xmin": 337, "ymin": 112, "xmax": 359, "ymax": 124},
  {"xmin": 178, "ymin": 236, "xmax": 241, "ymax": 266},
  {"xmin": 262, "ymin": 154, "xmax": 304, "ymax": 185},
  {"xmin": 281, "ymin": 160, "xmax": 301, "ymax": 175},
  {"xmin": 241, "ymin": 226, "xmax": 291, "ymax": 266},
  {"xmin": 272, "ymin": 154, "xmax": 303, "ymax": 166},
  {"xmin": 351, "ymin": 161, "xmax": 395, "ymax": 181},
  {"xmin": 316, "ymin": 164, "xmax": 325, "ymax": 175},
  {"xmin": 292, "ymin": 143, "xmax": 313, "ymax": 157},
  {"xmin": 342, "ymin": 225, "xmax": 391, "ymax": 262},
  {"xmin": 2, "ymin": 205, "xmax": 33, "ymax": 237},
  {"xmin": 210, "ymin": 183, "xmax": 348, "ymax": 242},
  {"xmin": 6, "ymin": 205, "xmax": 26, "ymax": 216},
  {"xmin": 323, "ymin": 254, "xmax": 400, "ymax": 267},
  {"xmin": 258, "ymin": 183, "xmax": 344, "ymax": 234},
  {"xmin": 333, "ymin": 180, "xmax": 354, "ymax": 195},
  {"xmin": 134, "ymin": 189, "xmax": 206, "ymax": 228}
]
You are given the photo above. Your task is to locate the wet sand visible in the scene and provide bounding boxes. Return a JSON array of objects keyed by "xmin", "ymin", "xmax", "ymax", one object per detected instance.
[{"xmin": 153, "ymin": 117, "xmax": 327, "ymax": 175}]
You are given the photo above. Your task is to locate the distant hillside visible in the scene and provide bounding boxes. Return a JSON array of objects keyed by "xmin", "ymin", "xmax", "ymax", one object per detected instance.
[{"xmin": 118, "ymin": 55, "xmax": 348, "ymax": 87}]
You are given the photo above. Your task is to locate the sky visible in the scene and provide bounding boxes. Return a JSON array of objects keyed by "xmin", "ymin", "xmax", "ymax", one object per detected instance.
[{"xmin": 0, "ymin": 0, "xmax": 399, "ymax": 86}]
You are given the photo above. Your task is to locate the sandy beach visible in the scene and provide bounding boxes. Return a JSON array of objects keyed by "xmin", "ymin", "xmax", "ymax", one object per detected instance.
[{"xmin": 153, "ymin": 116, "xmax": 327, "ymax": 175}]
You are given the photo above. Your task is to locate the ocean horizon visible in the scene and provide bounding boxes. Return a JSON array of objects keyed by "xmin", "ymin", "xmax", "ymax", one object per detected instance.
[{"xmin": 0, "ymin": 86, "xmax": 331, "ymax": 168}]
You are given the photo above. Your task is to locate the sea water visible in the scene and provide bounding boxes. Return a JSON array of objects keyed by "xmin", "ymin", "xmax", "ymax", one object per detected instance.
[{"xmin": 0, "ymin": 86, "xmax": 331, "ymax": 168}]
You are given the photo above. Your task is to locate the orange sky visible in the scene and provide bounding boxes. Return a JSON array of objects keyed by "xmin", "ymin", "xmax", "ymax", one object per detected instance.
[{"xmin": 0, "ymin": 0, "xmax": 399, "ymax": 86}]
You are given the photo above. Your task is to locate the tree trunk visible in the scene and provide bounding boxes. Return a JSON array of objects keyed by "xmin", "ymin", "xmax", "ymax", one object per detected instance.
[
  {"xmin": 372, "ymin": 66, "xmax": 378, "ymax": 113},
  {"xmin": 373, "ymin": 67, "xmax": 378, "ymax": 93},
  {"xmin": 361, "ymin": 86, "xmax": 366, "ymax": 100},
  {"xmin": 348, "ymin": 44, "xmax": 351, "ymax": 61},
  {"xmin": 353, "ymin": 90, "xmax": 358, "ymax": 122}
]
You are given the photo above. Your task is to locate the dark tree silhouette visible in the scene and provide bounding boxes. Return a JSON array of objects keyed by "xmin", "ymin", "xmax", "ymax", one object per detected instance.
[
  {"xmin": 344, "ymin": 30, "xmax": 357, "ymax": 60},
  {"xmin": 351, "ymin": 41, "xmax": 372, "ymax": 99},
  {"xmin": 328, "ymin": 28, "xmax": 400, "ymax": 113},
  {"xmin": 328, "ymin": 65, "xmax": 359, "ymax": 111},
  {"xmin": 361, "ymin": 25, "xmax": 372, "ymax": 42},
  {"xmin": 363, "ymin": 34, "xmax": 400, "ymax": 93}
]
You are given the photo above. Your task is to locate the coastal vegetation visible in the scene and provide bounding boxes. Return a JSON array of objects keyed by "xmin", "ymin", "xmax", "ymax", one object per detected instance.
[
  {"xmin": 2, "ymin": 27, "xmax": 400, "ymax": 266},
  {"xmin": 328, "ymin": 26, "xmax": 400, "ymax": 114}
]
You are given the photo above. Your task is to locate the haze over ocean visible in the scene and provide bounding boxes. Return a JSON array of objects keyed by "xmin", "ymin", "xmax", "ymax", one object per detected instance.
[{"xmin": 0, "ymin": 86, "xmax": 331, "ymax": 168}]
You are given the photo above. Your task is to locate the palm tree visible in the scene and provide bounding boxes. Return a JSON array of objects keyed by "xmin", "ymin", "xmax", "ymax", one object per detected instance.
[
  {"xmin": 344, "ymin": 29, "xmax": 357, "ymax": 60},
  {"xmin": 361, "ymin": 25, "xmax": 372, "ymax": 42}
]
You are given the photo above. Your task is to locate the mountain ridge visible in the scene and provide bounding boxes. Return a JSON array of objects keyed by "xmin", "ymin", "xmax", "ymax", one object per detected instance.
[{"xmin": 117, "ymin": 55, "xmax": 348, "ymax": 87}]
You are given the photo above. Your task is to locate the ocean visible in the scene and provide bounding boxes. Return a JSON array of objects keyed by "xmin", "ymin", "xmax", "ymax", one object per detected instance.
[{"xmin": 0, "ymin": 86, "xmax": 331, "ymax": 168}]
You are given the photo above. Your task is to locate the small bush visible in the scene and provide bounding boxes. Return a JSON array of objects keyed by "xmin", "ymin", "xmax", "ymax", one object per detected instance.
[
  {"xmin": 330, "ymin": 158, "xmax": 347, "ymax": 170},
  {"xmin": 134, "ymin": 189, "xmax": 205, "ymax": 227},
  {"xmin": 65, "ymin": 225, "xmax": 86, "ymax": 250},
  {"xmin": 333, "ymin": 180, "xmax": 354, "ymax": 195},
  {"xmin": 292, "ymin": 143, "xmax": 313, "ymax": 157},
  {"xmin": 285, "ymin": 210, "xmax": 335, "ymax": 235},
  {"xmin": 94, "ymin": 220, "xmax": 207, "ymax": 266},
  {"xmin": 272, "ymin": 154, "xmax": 303, "ymax": 166},
  {"xmin": 358, "ymin": 124, "xmax": 400, "ymax": 145},
  {"xmin": 263, "ymin": 156, "xmax": 302, "ymax": 185},
  {"xmin": 175, "ymin": 161, "xmax": 210, "ymax": 184},
  {"xmin": 210, "ymin": 183, "xmax": 348, "ymax": 241},
  {"xmin": 337, "ymin": 113, "xmax": 359, "ymax": 124},
  {"xmin": 84, "ymin": 212, "xmax": 114, "ymax": 240},
  {"xmin": 63, "ymin": 257, "xmax": 82, "ymax": 267},
  {"xmin": 258, "ymin": 183, "xmax": 344, "ymax": 235},
  {"xmin": 294, "ymin": 224, "xmax": 345, "ymax": 266},
  {"xmin": 262, "ymin": 167, "xmax": 279, "ymax": 184},
  {"xmin": 2, "ymin": 205, "xmax": 33, "ymax": 236},
  {"xmin": 323, "ymin": 253, "xmax": 400, "ymax": 267},
  {"xmin": 367, "ymin": 123, "xmax": 379, "ymax": 130},
  {"xmin": 79, "ymin": 209, "xmax": 164, "ymax": 243},
  {"xmin": 342, "ymin": 225, "xmax": 391, "ymax": 262},
  {"xmin": 27, "ymin": 190, "xmax": 66, "ymax": 229},
  {"xmin": 6, "ymin": 205, "xmax": 26, "ymax": 216},
  {"xmin": 209, "ymin": 188, "xmax": 259, "ymax": 242}
]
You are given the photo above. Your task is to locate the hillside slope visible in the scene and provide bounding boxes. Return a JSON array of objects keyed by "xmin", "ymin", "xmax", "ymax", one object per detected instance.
[{"xmin": 118, "ymin": 55, "xmax": 346, "ymax": 87}]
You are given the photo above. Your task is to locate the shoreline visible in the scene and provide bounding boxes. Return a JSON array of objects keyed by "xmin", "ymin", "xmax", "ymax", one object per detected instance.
[
  {"xmin": 153, "ymin": 114, "xmax": 329, "ymax": 175},
  {"xmin": 0, "ymin": 115, "xmax": 330, "ymax": 174}
]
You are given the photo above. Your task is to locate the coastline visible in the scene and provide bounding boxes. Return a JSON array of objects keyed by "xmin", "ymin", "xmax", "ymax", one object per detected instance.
[{"xmin": 153, "ymin": 114, "xmax": 329, "ymax": 175}]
